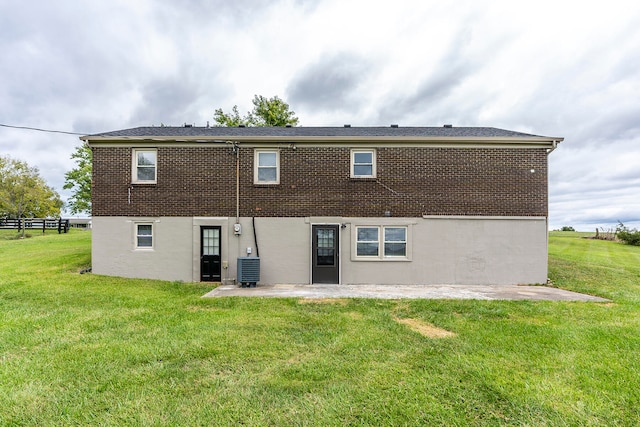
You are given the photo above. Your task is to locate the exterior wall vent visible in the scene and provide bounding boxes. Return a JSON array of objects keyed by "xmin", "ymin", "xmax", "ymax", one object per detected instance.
[{"xmin": 237, "ymin": 257, "xmax": 260, "ymax": 287}]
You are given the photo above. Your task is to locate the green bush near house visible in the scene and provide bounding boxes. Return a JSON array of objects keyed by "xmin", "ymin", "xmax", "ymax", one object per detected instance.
[{"xmin": 1, "ymin": 230, "xmax": 639, "ymax": 425}]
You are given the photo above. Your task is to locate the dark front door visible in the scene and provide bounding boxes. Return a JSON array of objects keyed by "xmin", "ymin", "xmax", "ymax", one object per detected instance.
[
  {"xmin": 312, "ymin": 225, "xmax": 339, "ymax": 284},
  {"xmin": 200, "ymin": 226, "xmax": 221, "ymax": 281}
]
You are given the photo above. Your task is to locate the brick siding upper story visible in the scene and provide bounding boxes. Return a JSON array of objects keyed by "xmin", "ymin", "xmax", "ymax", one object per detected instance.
[{"xmin": 91, "ymin": 145, "xmax": 548, "ymax": 217}]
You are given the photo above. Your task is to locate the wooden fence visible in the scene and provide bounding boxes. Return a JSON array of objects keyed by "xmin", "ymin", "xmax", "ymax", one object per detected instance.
[{"xmin": 0, "ymin": 218, "xmax": 70, "ymax": 234}]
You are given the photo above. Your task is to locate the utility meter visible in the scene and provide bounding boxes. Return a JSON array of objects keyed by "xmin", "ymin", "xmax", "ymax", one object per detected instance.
[{"xmin": 233, "ymin": 223, "xmax": 242, "ymax": 235}]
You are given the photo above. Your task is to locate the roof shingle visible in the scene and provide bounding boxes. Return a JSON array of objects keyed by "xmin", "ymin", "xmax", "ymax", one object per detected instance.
[{"xmin": 85, "ymin": 126, "xmax": 558, "ymax": 139}]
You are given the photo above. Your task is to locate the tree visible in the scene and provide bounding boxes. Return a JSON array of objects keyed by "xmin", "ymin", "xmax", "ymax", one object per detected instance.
[
  {"xmin": 63, "ymin": 143, "xmax": 92, "ymax": 215},
  {"xmin": 213, "ymin": 95, "xmax": 299, "ymax": 127},
  {"xmin": 0, "ymin": 156, "xmax": 62, "ymax": 235},
  {"xmin": 213, "ymin": 105, "xmax": 249, "ymax": 127}
]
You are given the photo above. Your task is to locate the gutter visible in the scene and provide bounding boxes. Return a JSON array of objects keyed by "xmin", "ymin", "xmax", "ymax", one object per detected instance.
[{"xmin": 546, "ymin": 139, "xmax": 562, "ymax": 154}]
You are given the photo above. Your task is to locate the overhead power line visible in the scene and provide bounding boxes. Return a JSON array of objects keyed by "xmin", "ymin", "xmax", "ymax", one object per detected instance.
[{"xmin": 0, "ymin": 123, "xmax": 86, "ymax": 136}]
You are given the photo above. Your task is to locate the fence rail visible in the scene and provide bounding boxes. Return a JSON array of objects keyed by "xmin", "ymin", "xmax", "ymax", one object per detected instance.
[{"xmin": 0, "ymin": 218, "xmax": 70, "ymax": 234}]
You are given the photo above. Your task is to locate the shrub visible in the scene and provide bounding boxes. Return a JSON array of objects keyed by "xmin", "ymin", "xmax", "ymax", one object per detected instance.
[
  {"xmin": 616, "ymin": 222, "xmax": 640, "ymax": 246},
  {"xmin": 561, "ymin": 226, "xmax": 576, "ymax": 231}
]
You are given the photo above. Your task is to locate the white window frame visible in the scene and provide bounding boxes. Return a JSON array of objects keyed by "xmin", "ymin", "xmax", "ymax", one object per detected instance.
[
  {"xmin": 254, "ymin": 149, "xmax": 280, "ymax": 184},
  {"xmin": 383, "ymin": 227, "xmax": 407, "ymax": 258},
  {"xmin": 132, "ymin": 148, "xmax": 157, "ymax": 184},
  {"xmin": 135, "ymin": 223, "xmax": 154, "ymax": 249},
  {"xmin": 350, "ymin": 149, "xmax": 376, "ymax": 178},
  {"xmin": 355, "ymin": 226, "xmax": 380, "ymax": 258},
  {"xmin": 353, "ymin": 225, "xmax": 410, "ymax": 261}
]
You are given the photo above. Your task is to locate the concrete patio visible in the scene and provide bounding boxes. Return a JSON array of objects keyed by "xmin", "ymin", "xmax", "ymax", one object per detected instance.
[{"xmin": 203, "ymin": 283, "xmax": 609, "ymax": 302}]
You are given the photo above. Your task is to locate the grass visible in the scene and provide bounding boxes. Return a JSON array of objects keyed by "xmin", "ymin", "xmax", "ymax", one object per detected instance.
[{"xmin": 1, "ymin": 230, "xmax": 639, "ymax": 425}]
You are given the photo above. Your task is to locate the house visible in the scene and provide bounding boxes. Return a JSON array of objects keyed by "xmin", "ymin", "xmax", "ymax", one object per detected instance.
[{"xmin": 81, "ymin": 125, "xmax": 562, "ymax": 286}]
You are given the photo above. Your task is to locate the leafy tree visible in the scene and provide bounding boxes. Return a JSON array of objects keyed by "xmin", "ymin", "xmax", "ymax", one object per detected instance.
[
  {"xmin": 213, "ymin": 105, "xmax": 248, "ymax": 127},
  {"xmin": 63, "ymin": 143, "xmax": 92, "ymax": 215},
  {"xmin": 560, "ymin": 226, "xmax": 575, "ymax": 232},
  {"xmin": 0, "ymin": 156, "xmax": 62, "ymax": 235},
  {"xmin": 213, "ymin": 95, "xmax": 299, "ymax": 127},
  {"xmin": 248, "ymin": 95, "xmax": 299, "ymax": 126}
]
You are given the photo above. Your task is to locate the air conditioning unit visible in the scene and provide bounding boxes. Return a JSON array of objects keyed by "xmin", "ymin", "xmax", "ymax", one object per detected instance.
[{"xmin": 237, "ymin": 257, "xmax": 260, "ymax": 288}]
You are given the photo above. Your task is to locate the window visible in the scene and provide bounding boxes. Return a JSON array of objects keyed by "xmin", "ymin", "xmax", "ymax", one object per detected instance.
[
  {"xmin": 254, "ymin": 150, "xmax": 279, "ymax": 184},
  {"xmin": 202, "ymin": 227, "xmax": 220, "ymax": 256},
  {"xmin": 133, "ymin": 149, "xmax": 157, "ymax": 183},
  {"xmin": 355, "ymin": 226, "xmax": 408, "ymax": 259},
  {"xmin": 384, "ymin": 227, "xmax": 407, "ymax": 257},
  {"xmin": 351, "ymin": 149, "xmax": 376, "ymax": 178},
  {"xmin": 316, "ymin": 228, "xmax": 336, "ymax": 265},
  {"xmin": 136, "ymin": 224, "xmax": 153, "ymax": 248},
  {"xmin": 356, "ymin": 227, "xmax": 379, "ymax": 257}
]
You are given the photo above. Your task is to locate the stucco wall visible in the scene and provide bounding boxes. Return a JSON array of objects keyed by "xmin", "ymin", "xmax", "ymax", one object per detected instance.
[
  {"xmin": 92, "ymin": 216, "xmax": 547, "ymax": 285},
  {"xmin": 92, "ymin": 217, "xmax": 194, "ymax": 282},
  {"xmin": 342, "ymin": 217, "xmax": 548, "ymax": 285}
]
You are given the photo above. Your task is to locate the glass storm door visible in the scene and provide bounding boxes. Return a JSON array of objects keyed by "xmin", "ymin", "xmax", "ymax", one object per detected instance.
[
  {"xmin": 312, "ymin": 225, "xmax": 339, "ymax": 284},
  {"xmin": 200, "ymin": 226, "xmax": 221, "ymax": 281}
]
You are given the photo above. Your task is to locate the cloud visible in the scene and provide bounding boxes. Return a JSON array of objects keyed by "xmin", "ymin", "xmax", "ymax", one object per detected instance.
[
  {"xmin": 127, "ymin": 73, "xmax": 226, "ymax": 127},
  {"xmin": 157, "ymin": 0, "xmax": 277, "ymax": 27},
  {"xmin": 370, "ymin": 22, "xmax": 487, "ymax": 125},
  {"xmin": 287, "ymin": 53, "xmax": 371, "ymax": 112}
]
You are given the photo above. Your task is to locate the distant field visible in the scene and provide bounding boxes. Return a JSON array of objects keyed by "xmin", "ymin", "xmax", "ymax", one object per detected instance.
[{"xmin": 1, "ymin": 230, "xmax": 639, "ymax": 425}]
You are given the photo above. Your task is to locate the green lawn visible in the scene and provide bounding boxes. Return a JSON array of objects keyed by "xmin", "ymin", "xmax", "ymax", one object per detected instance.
[{"xmin": 1, "ymin": 230, "xmax": 639, "ymax": 426}]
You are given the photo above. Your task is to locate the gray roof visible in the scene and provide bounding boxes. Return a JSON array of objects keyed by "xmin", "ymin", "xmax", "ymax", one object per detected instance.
[{"xmin": 84, "ymin": 126, "xmax": 560, "ymax": 140}]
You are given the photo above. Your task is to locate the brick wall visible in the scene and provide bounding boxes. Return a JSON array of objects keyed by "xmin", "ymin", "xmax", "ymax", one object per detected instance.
[{"xmin": 92, "ymin": 145, "xmax": 548, "ymax": 217}]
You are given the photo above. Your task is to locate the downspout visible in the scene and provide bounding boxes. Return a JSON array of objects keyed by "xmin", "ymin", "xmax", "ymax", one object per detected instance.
[
  {"xmin": 252, "ymin": 216, "xmax": 260, "ymax": 257},
  {"xmin": 235, "ymin": 144, "xmax": 240, "ymax": 223},
  {"xmin": 545, "ymin": 139, "xmax": 560, "ymax": 280}
]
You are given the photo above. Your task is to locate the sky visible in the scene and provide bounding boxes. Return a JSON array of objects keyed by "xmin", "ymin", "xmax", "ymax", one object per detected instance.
[{"xmin": 1, "ymin": 0, "xmax": 638, "ymax": 230}]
